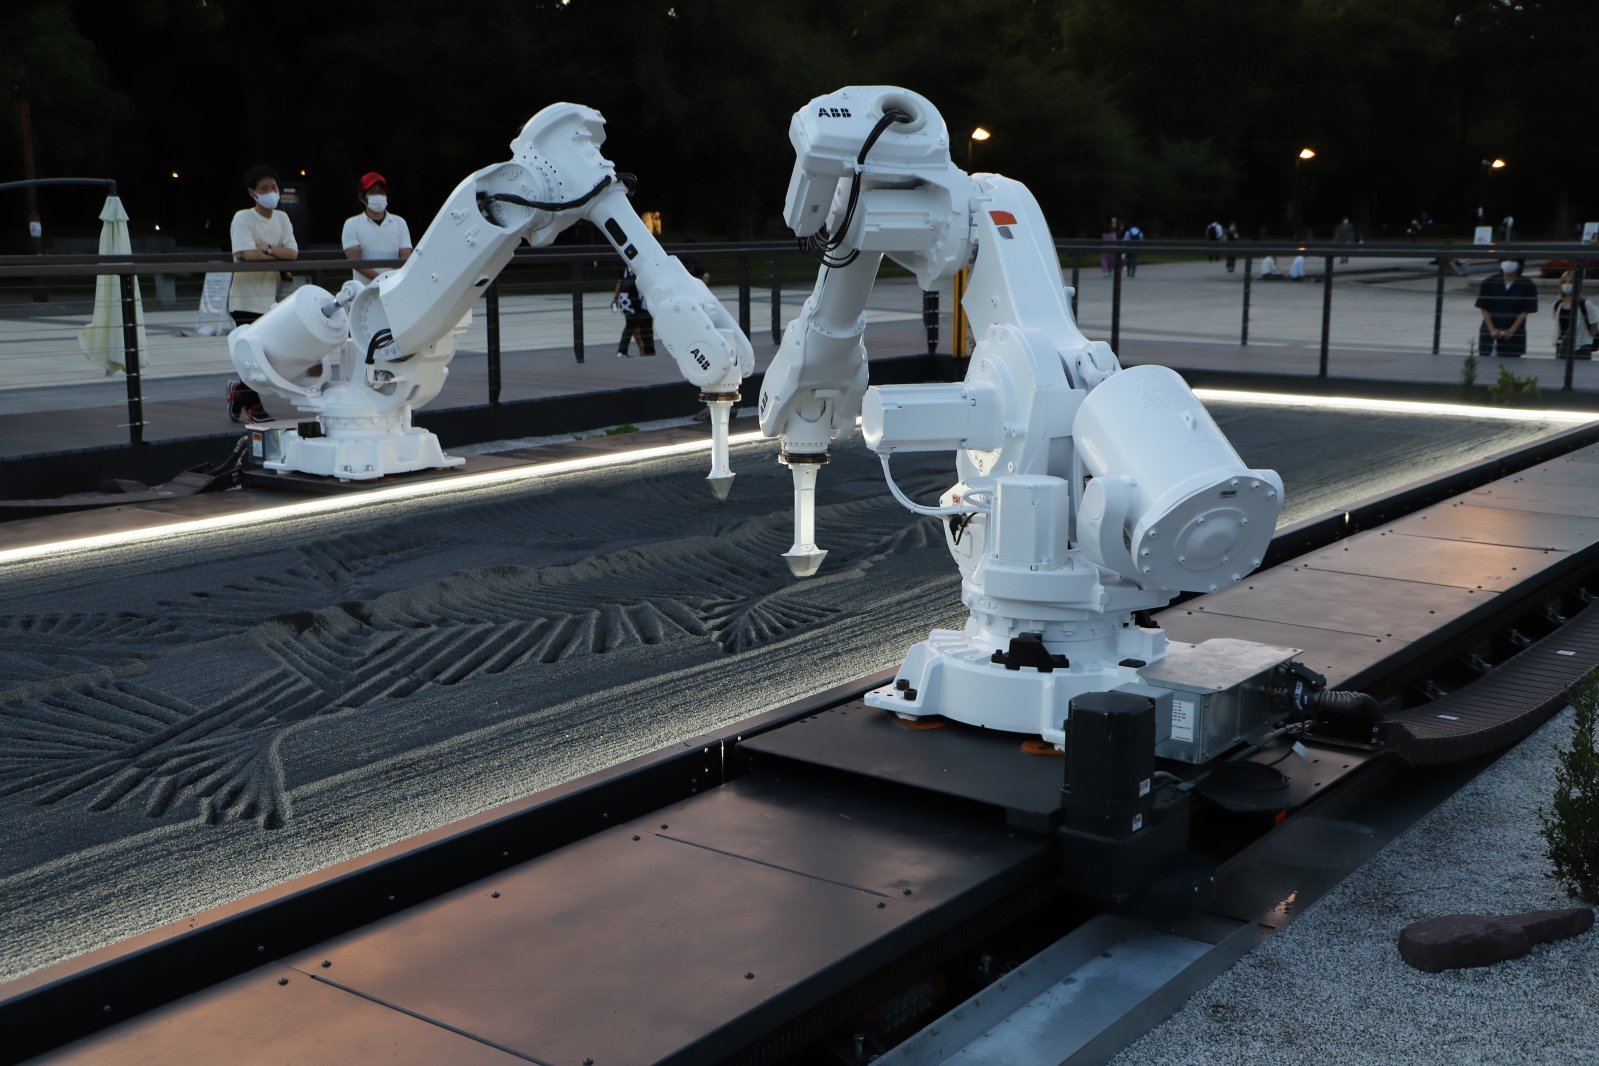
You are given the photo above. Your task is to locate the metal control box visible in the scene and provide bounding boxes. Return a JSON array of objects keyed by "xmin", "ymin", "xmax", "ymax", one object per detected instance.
[{"xmin": 1138, "ymin": 638, "xmax": 1300, "ymax": 764}]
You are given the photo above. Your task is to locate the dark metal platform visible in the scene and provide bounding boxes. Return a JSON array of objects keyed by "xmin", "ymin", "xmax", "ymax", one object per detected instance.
[
  {"xmin": 743, "ymin": 699, "xmax": 1067, "ymax": 831},
  {"xmin": 40, "ymin": 770, "xmax": 1049, "ymax": 1066}
]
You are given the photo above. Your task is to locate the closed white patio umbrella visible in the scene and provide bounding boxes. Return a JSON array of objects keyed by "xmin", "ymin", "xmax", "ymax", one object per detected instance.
[{"xmin": 77, "ymin": 195, "xmax": 148, "ymax": 373}]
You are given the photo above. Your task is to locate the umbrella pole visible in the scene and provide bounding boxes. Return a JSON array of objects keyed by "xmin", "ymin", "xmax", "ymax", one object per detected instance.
[{"xmin": 119, "ymin": 272, "xmax": 144, "ymax": 446}]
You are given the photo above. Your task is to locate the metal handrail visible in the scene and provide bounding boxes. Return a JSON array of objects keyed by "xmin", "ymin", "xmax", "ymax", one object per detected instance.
[{"xmin": 1, "ymin": 238, "xmax": 1592, "ymax": 453}]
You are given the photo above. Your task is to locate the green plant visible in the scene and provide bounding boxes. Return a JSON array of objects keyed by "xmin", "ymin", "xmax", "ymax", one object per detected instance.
[
  {"xmin": 603, "ymin": 424, "xmax": 639, "ymax": 436},
  {"xmin": 1460, "ymin": 344, "xmax": 1479, "ymax": 400},
  {"xmin": 1487, "ymin": 364, "xmax": 1539, "ymax": 406},
  {"xmin": 1540, "ymin": 672, "xmax": 1599, "ymax": 904}
]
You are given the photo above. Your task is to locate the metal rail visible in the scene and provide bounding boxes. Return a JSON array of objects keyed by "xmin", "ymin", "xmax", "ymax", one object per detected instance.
[{"xmin": 0, "ymin": 238, "xmax": 1594, "ymax": 452}]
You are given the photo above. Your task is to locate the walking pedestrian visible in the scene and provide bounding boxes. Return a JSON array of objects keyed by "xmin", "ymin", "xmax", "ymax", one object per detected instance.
[
  {"xmin": 1224, "ymin": 222, "xmax": 1240, "ymax": 273},
  {"xmin": 1100, "ymin": 216, "xmax": 1122, "ymax": 276},
  {"xmin": 1122, "ymin": 223, "xmax": 1144, "ymax": 277},
  {"xmin": 611, "ymin": 265, "xmax": 654, "ymax": 358},
  {"xmin": 1206, "ymin": 220, "xmax": 1223, "ymax": 262},
  {"xmin": 1335, "ymin": 217, "xmax": 1356, "ymax": 263}
]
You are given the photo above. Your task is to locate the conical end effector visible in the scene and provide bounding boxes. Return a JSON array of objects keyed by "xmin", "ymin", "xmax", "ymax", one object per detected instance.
[
  {"xmin": 706, "ymin": 474, "xmax": 735, "ymax": 503},
  {"xmin": 782, "ymin": 546, "xmax": 827, "ymax": 578}
]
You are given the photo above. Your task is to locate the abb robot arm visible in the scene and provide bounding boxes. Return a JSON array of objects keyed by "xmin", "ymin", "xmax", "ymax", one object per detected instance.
[
  {"xmin": 768, "ymin": 86, "xmax": 1286, "ymax": 749},
  {"xmin": 229, "ymin": 103, "xmax": 753, "ymax": 489}
]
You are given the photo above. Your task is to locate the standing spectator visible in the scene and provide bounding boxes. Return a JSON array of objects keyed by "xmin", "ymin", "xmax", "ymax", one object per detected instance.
[
  {"xmin": 1475, "ymin": 259, "xmax": 1538, "ymax": 358},
  {"xmin": 1122, "ymin": 223, "xmax": 1144, "ymax": 277},
  {"xmin": 1552, "ymin": 270, "xmax": 1598, "ymax": 359},
  {"xmin": 1100, "ymin": 216, "xmax": 1122, "ymax": 276},
  {"xmin": 1502, "ymin": 215, "xmax": 1516, "ymax": 242},
  {"xmin": 1205, "ymin": 220, "xmax": 1224, "ymax": 261},
  {"xmin": 1335, "ymin": 217, "xmax": 1356, "ymax": 263},
  {"xmin": 342, "ymin": 172, "xmax": 413, "ymax": 285},
  {"xmin": 1224, "ymin": 222, "xmax": 1240, "ymax": 273},
  {"xmin": 611, "ymin": 264, "xmax": 654, "ymax": 358},
  {"xmin": 225, "ymin": 165, "xmax": 298, "ymax": 422}
]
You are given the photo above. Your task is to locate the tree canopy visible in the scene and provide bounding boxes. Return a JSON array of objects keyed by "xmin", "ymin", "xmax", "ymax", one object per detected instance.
[{"xmin": 0, "ymin": 0, "xmax": 1593, "ymax": 251}]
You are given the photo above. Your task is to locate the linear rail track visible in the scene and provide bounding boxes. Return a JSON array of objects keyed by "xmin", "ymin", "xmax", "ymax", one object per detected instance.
[{"xmin": 8, "ymin": 421, "xmax": 1599, "ymax": 1065}]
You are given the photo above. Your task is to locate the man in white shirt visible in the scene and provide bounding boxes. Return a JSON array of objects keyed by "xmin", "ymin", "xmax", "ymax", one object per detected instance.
[
  {"xmin": 227, "ymin": 165, "xmax": 299, "ymax": 326},
  {"xmin": 226, "ymin": 165, "xmax": 299, "ymax": 422},
  {"xmin": 342, "ymin": 171, "xmax": 413, "ymax": 285}
]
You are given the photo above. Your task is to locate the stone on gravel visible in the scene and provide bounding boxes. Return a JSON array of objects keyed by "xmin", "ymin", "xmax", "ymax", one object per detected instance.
[
  {"xmin": 1503, "ymin": 907, "xmax": 1595, "ymax": 946},
  {"xmin": 1398, "ymin": 915, "xmax": 1531, "ymax": 972}
]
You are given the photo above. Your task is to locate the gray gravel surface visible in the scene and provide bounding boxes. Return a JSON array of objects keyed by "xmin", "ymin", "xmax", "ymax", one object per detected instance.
[
  {"xmin": 1111, "ymin": 705, "xmax": 1599, "ymax": 1066},
  {"xmin": 0, "ymin": 403, "xmax": 1576, "ymax": 982}
]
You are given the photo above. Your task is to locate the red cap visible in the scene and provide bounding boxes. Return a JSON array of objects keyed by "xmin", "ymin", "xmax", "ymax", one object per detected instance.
[{"xmin": 359, "ymin": 171, "xmax": 388, "ymax": 191}]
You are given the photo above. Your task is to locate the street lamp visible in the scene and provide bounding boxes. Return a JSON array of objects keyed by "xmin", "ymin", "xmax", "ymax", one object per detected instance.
[
  {"xmin": 968, "ymin": 126, "xmax": 990, "ymax": 169},
  {"xmin": 1293, "ymin": 147, "xmax": 1316, "ymax": 241},
  {"xmin": 1479, "ymin": 158, "xmax": 1507, "ymax": 230}
]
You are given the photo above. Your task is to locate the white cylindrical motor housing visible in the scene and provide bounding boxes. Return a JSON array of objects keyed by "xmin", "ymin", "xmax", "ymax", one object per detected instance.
[
  {"xmin": 1073, "ymin": 365, "xmax": 1282, "ymax": 593},
  {"xmin": 248, "ymin": 284, "xmax": 348, "ymax": 381},
  {"xmin": 861, "ymin": 381, "xmax": 1000, "ymax": 454}
]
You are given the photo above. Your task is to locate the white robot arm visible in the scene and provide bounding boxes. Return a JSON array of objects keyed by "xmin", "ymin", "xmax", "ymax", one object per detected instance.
[
  {"xmin": 757, "ymin": 87, "xmax": 976, "ymax": 575},
  {"xmin": 229, "ymin": 104, "xmax": 754, "ymax": 489},
  {"xmin": 772, "ymin": 86, "xmax": 1284, "ymax": 749}
]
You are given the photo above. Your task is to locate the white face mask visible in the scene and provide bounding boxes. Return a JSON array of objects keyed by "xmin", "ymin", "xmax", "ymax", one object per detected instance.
[
  {"xmin": 365, "ymin": 195, "xmax": 388, "ymax": 213},
  {"xmin": 1499, "ymin": 260, "xmax": 1518, "ymax": 275},
  {"xmin": 254, "ymin": 190, "xmax": 280, "ymax": 210},
  {"xmin": 1561, "ymin": 283, "xmax": 1574, "ymax": 295}
]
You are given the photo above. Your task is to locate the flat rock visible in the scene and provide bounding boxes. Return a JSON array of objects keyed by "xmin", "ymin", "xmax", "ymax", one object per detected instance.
[
  {"xmin": 1503, "ymin": 907, "xmax": 1596, "ymax": 946},
  {"xmin": 1398, "ymin": 914, "xmax": 1531, "ymax": 972}
]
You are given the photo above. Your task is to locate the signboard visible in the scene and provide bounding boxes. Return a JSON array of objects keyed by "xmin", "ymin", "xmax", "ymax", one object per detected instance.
[
  {"xmin": 1473, "ymin": 226, "xmax": 1494, "ymax": 245},
  {"xmin": 196, "ymin": 272, "xmax": 233, "ymax": 336}
]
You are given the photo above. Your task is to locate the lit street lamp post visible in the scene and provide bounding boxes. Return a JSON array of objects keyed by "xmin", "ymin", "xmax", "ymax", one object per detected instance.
[
  {"xmin": 1293, "ymin": 146, "xmax": 1316, "ymax": 242},
  {"xmin": 968, "ymin": 126, "xmax": 990, "ymax": 170}
]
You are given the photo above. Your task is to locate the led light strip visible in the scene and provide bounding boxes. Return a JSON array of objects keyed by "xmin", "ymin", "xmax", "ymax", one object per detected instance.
[
  {"xmin": 5, "ymin": 390, "xmax": 1596, "ymax": 566},
  {"xmin": 0, "ymin": 430, "xmax": 768, "ymax": 566},
  {"xmin": 1194, "ymin": 388, "xmax": 1599, "ymax": 424}
]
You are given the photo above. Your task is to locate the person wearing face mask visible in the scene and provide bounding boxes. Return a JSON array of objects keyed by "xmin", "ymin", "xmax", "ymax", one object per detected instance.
[
  {"xmin": 1552, "ymin": 270, "xmax": 1598, "ymax": 359},
  {"xmin": 1474, "ymin": 258, "xmax": 1538, "ymax": 358},
  {"xmin": 225, "ymin": 165, "xmax": 299, "ymax": 421},
  {"xmin": 341, "ymin": 172, "xmax": 413, "ymax": 285}
]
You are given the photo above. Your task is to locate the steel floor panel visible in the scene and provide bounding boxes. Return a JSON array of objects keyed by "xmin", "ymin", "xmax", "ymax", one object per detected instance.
[
  {"xmin": 741, "ymin": 699, "xmax": 1065, "ymax": 826},
  {"xmin": 1510, "ymin": 457, "xmax": 1599, "ymax": 488},
  {"xmin": 1462, "ymin": 478, "xmax": 1599, "ymax": 519},
  {"xmin": 38, "ymin": 965, "xmax": 526, "ymax": 1065},
  {"xmin": 1296, "ymin": 530, "xmax": 1563, "ymax": 592},
  {"xmin": 1179, "ymin": 567, "xmax": 1486, "ymax": 643},
  {"xmin": 1382, "ymin": 501, "xmax": 1599, "ymax": 552},
  {"xmin": 1157, "ymin": 610, "xmax": 1393, "ymax": 689},
  {"xmin": 275, "ymin": 771, "xmax": 1047, "ymax": 1066}
]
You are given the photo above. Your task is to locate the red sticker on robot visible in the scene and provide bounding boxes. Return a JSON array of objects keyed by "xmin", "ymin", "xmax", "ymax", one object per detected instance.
[{"xmin": 989, "ymin": 211, "xmax": 1017, "ymax": 226}]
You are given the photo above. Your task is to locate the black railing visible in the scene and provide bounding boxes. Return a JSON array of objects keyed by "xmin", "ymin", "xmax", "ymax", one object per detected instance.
[{"xmin": 0, "ymin": 238, "xmax": 1592, "ymax": 451}]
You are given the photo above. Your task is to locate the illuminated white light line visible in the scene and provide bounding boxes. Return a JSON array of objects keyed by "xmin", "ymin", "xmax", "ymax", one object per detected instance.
[
  {"xmin": 1193, "ymin": 388, "xmax": 1599, "ymax": 424},
  {"xmin": 0, "ymin": 430, "xmax": 769, "ymax": 566}
]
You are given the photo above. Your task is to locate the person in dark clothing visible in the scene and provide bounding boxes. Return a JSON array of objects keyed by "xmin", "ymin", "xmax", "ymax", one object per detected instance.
[
  {"xmin": 1474, "ymin": 259, "xmax": 1538, "ymax": 357},
  {"xmin": 611, "ymin": 265, "xmax": 655, "ymax": 358}
]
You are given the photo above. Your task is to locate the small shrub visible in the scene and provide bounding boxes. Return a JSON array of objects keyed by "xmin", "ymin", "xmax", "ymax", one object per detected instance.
[
  {"xmin": 1540, "ymin": 672, "xmax": 1599, "ymax": 904},
  {"xmin": 1487, "ymin": 364, "xmax": 1539, "ymax": 406},
  {"xmin": 604, "ymin": 424, "xmax": 639, "ymax": 436},
  {"xmin": 1460, "ymin": 347, "xmax": 1479, "ymax": 400}
]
